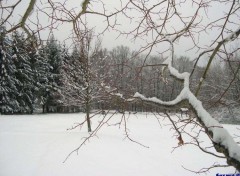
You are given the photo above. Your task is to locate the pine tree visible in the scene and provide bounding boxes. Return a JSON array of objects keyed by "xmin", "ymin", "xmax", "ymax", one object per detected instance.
[
  {"xmin": 11, "ymin": 31, "xmax": 35, "ymax": 113},
  {"xmin": 29, "ymin": 44, "xmax": 52, "ymax": 113},
  {"xmin": 43, "ymin": 35, "xmax": 64, "ymax": 112},
  {"xmin": 0, "ymin": 27, "xmax": 20, "ymax": 114}
]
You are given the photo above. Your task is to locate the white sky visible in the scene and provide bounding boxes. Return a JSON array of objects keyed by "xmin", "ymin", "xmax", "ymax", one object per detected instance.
[{"xmin": 2, "ymin": 0, "xmax": 240, "ymax": 62}]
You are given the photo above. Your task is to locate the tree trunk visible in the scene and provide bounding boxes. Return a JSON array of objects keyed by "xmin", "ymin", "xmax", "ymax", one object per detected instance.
[
  {"xmin": 85, "ymin": 74, "xmax": 91, "ymax": 132},
  {"xmin": 86, "ymin": 99, "xmax": 91, "ymax": 132}
]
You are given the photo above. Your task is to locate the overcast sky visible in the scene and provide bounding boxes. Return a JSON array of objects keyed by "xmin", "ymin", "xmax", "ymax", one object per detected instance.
[{"xmin": 2, "ymin": 0, "xmax": 239, "ymax": 63}]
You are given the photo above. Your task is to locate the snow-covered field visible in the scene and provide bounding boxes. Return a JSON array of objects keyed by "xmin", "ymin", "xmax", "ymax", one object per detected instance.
[{"xmin": 0, "ymin": 112, "xmax": 238, "ymax": 176}]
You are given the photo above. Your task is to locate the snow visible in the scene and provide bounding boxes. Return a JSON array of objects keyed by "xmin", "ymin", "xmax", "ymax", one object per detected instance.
[
  {"xmin": 187, "ymin": 91, "xmax": 240, "ymax": 161},
  {"xmin": 114, "ymin": 93, "xmax": 123, "ymax": 98},
  {"xmin": 12, "ymin": 54, "xmax": 17, "ymax": 58},
  {"xmin": 133, "ymin": 27, "xmax": 240, "ymax": 164},
  {"xmin": 180, "ymin": 108, "xmax": 188, "ymax": 112},
  {"xmin": 134, "ymin": 82, "xmax": 240, "ymax": 162},
  {"xmin": 0, "ymin": 113, "xmax": 238, "ymax": 176},
  {"xmin": 224, "ymin": 27, "xmax": 240, "ymax": 42}
]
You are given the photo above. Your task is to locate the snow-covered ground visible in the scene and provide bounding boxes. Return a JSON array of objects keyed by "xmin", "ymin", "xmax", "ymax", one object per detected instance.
[{"xmin": 0, "ymin": 112, "xmax": 238, "ymax": 176}]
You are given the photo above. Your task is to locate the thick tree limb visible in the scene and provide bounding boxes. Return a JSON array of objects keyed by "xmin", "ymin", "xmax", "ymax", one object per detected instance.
[{"xmin": 133, "ymin": 26, "xmax": 240, "ymax": 171}]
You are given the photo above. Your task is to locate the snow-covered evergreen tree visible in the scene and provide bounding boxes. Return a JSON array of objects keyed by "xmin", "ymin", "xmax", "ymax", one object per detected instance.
[
  {"xmin": 29, "ymin": 44, "xmax": 52, "ymax": 113},
  {"xmin": 42, "ymin": 35, "xmax": 64, "ymax": 112},
  {"xmin": 11, "ymin": 31, "xmax": 36, "ymax": 113},
  {"xmin": 0, "ymin": 27, "xmax": 20, "ymax": 114},
  {"xmin": 1, "ymin": 30, "xmax": 54, "ymax": 114}
]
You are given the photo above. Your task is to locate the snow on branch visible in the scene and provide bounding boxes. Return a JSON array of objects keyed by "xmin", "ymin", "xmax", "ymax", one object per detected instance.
[
  {"xmin": 224, "ymin": 27, "xmax": 240, "ymax": 43},
  {"xmin": 134, "ymin": 28, "xmax": 240, "ymax": 171}
]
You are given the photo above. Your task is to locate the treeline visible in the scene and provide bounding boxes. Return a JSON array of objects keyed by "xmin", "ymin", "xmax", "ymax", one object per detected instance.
[{"xmin": 1, "ymin": 28, "xmax": 239, "ymax": 114}]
